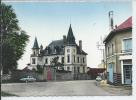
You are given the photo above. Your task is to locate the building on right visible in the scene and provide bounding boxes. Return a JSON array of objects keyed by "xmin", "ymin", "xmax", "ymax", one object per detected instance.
[{"xmin": 103, "ymin": 16, "xmax": 132, "ymax": 85}]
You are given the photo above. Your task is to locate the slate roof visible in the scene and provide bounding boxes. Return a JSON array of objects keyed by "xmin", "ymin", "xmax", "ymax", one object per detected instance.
[
  {"xmin": 35, "ymin": 25, "xmax": 87, "ymax": 56},
  {"xmin": 42, "ymin": 39, "xmax": 87, "ymax": 56},
  {"xmin": 66, "ymin": 24, "xmax": 76, "ymax": 45},
  {"xmin": 44, "ymin": 39, "xmax": 65, "ymax": 55},
  {"xmin": 32, "ymin": 37, "xmax": 39, "ymax": 49},
  {"xmin": 104, "ymin": 16, "xmax": 132, "ymax": 43}
]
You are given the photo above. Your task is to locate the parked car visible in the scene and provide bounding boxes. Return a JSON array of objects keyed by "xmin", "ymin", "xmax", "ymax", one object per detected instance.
[{"xmin": 20, "ymin": 76, "xmax": 36, "ymax": 82}]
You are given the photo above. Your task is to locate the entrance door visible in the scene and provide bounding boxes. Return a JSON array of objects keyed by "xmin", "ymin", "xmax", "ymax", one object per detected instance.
[
  {"xmin": 124, "ymin": 65, "xmax": 132, "ymax": 84},
  {"xmin": 108, "ymin": 63, "xmax": 113, "ymax": 83}
]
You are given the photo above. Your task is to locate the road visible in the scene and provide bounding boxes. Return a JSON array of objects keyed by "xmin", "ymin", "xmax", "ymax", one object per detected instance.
[{"xmin": 1, "ymin": 80, "xmax": 117, "ymax": 96}]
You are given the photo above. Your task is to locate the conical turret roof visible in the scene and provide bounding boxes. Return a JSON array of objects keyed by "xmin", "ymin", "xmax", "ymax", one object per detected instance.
[
  {"xmin": 32, "ymin": 37, "xmax": 39, "ymax": 49},
  {"xmin": 66, "ymin": 24, "xmax": 76, "ymax": 45}
]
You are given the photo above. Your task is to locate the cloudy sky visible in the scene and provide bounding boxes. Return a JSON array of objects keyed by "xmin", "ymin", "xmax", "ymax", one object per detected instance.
[{"xmin": 5, "ymin": 1, "xmax": 131, "ymax": 69}]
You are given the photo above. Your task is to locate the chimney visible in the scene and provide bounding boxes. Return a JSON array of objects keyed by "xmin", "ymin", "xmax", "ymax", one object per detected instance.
[
  {"xmin": 79, "ymin": 40, "xmax": 82, "ymax": 50},
  {"xmin": 40, "ymin": 44, "xmax": 43, "ymax": 50},
  {"xmin": 109, "ymin": 11, "xmax": 114, "ymax": 31},
  {"xmin": 63, "ymin": 35, "xmax": 67, "ymax": 45}
]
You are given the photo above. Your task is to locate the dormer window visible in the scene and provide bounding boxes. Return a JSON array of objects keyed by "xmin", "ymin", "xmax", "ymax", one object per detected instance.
[{"xmin": 54, "ymin": 48, "xmax": 56, "ymax": 53}]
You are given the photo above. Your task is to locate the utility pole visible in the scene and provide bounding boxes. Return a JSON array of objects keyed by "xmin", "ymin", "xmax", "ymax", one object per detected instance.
[
  {"xmin": 0, "ymin": 28, "xmax": 2, "ymax": 76},
  {"xmin": 0, "ymin": 5, "xmax": 3, "ymax": 100},
  {"xmin": 0, "ymin": 4, "xmax": 3, "ymax": 84},
  {"xmin": 97, "ymin": 36, "xmax": 106, "ymax": 80},
  {"xmin": 97, "ymin": 36, "xmax": 105, "ymax": 68}
]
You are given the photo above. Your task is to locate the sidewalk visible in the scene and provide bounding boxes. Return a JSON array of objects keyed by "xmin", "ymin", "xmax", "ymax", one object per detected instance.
[{"xmin": 98, "ymin": 80, "xmax": 132, "ymax": 96}]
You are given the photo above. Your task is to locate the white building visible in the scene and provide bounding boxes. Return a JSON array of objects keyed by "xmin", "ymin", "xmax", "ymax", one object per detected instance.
[{"xmin": 30, "ymin": 24, "xmax": 88, "ymax": 76}]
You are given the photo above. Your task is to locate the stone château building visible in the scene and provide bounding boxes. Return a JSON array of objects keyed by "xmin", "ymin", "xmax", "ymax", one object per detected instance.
[{"xmin": 30, "ymin": 24, "xmax": 88, "ymax": 79}]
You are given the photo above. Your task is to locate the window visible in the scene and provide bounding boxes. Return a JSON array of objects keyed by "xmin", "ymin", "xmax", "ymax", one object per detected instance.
[
  {"xmin": 77, "ymin": 67, "xmax": 80, "ymax": 73},
  {"xmin": 33, "ymin": 51, "xmax": 36, "ymax": 55},
  {"xmin": 67, "ymin": 49, "xmax": 70, "ymax": 53},
  {"xmin": 45, "ymin": 58, "xmax": 48, "ymax": 64},
  {"xmin": 32, "ymin": 58, "xmax": 36, "ymax": 64},
  {"xmin": 83, "ymin": 57, "xmax": 85, "ymax": 63},
  {"xmin": 73, "ymin": 55, "xmax": 75, "ymax": 63},
  {"xmin": 54, "ymin": 48, "xmax": 56, "ymax": 53},
  {"xmin": 123, "ymin": 38, "xmax": 132, "ymax": 52},
  {"xmin": 107, "ymin": 46, "xmax": 110, "ymax": 56},
  {"xmin": 61, "ymin": 57, "xmax": 64, "ymax": 63},
  {"xmin": 111, "ymin": 44, "xmax": 114, "ymax": 55},
  {"xmin": 74, "ymin": 67, "xmax": 76, "ymax": 73},
  {"xmin": 73, "ymin": 49, "xmax": 75, "ymax": 53},
  {"xmin": 77, "ymin": 57, "xmax": 80, "ymax": 63},
  {"xmin": 80, "ymin": 58, "xmax": 82, "ymax": 63},
  {"xmin": 67, "ymin": 54, "xmax": 70, "ymax": 63},
  {"xmin": 83, "ymin": 67, "xmax": 85, "ymax": 73},
  {"xmin": 67, "ymin": 67, "xmax": 70, "ymax": 71}
]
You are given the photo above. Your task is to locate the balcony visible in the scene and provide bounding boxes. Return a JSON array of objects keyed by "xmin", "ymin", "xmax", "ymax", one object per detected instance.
[
  {"xmin": 119, "ymin": 49, "xmax": 132, "ymax": 60},
  {"xmin": 121, "ymin": 49, "xmax": 132, "ymax": 55}
]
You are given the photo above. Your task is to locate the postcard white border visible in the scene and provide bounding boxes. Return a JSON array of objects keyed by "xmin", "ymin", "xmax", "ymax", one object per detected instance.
[{"xmin": 1, "ymin": 0, "xmax": 136, "ymax": 100}]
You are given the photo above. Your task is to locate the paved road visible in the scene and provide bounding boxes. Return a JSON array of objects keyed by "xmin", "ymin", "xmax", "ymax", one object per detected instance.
[{"xmin": 2, "ymin": 80, "xmax": 114, "ymax": 96}]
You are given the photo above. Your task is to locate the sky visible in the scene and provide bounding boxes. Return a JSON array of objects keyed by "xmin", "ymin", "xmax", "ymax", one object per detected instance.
[{"xmin": 4, "ymin": 1, "xmax": 132, "ymax": 69}]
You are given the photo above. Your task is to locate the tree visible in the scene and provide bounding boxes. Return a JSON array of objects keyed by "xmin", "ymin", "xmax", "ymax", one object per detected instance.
[
  {"xmin": 50, "ymin": 56, "xmax": 64, "ymax": 71},
  {"xmin": 0, "ymin": 3, "xmax": 29, "ymax": 74},
  {"xmin": 36, "ymin": 65, "xmax": 43, "ymax": 74}
]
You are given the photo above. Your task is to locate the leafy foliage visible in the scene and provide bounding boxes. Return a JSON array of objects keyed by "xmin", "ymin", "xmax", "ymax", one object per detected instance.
[
  {"xmin": 0, "ymin": 3, "xmax": 29, "ymax": 74},
  {"xmin": 50, "ymin": 56, "xmax": 64, "ymax": 70},
  {"xmin": 36, "ymin": 65, "xmax": 43, "ymax": 74}
]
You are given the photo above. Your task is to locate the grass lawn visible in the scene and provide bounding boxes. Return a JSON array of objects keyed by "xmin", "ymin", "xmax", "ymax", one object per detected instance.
[{"xmin": 1, "ymin": 91, "xmax": 18, "ymax": 96}]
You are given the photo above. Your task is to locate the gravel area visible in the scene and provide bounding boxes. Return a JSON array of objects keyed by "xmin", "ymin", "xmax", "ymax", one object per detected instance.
[{"xmin": 1, "ymin": 80, "xmax": 132, "ymax": 96}]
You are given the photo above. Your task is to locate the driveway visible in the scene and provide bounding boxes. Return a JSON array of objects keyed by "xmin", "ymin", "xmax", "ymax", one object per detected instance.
[{"xmin": 1, "ymin": 80, "xmax": 129, "ymax": 96}]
